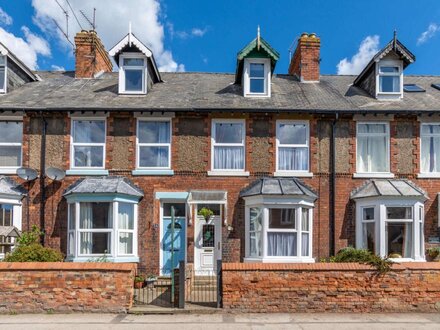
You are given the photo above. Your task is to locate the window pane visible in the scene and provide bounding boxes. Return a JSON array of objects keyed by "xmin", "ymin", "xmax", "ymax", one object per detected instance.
[
  {"xmin": 357, "ymin": 135, "xmax": 388, "ymax": 172},
  {"xmin": 213, "ymin": 146, "xmax": 244, "ymax": 170},
  {"xmin": 198, "ymin": 204, "xmax": 221, "ymax": 216},
  {"xmin": 0, "ymin": 56, "xmax": 5, "ymax": 66},
  {"xmin": 362, "ymin": 207, "xmax": 374, "ymax": 221},
  {"xmin": 0, "ymin": 146, "xmax": 21, "ymax": 167},
  {"xmin": 0, "ymin": 68, "xmax": 5, "ymax": 91},
  {"xmin": 267, "ymin": 232, "xmax": 297, "ymax": 256},
  {"xmin": 250, "ymin": 79, "xmax": 265, "ymax": 93},
  {"xmin": 139, "ymin": 146, "xmax": 169, "ymax": 167},
  {"xmin": 202, "ymin": 224, "xmax": 215, "ymax": 247},
  {"xmin": 278, "ymin": 147, "xmax": 308, "ymax": 171},
  {"xmin": 301, "ymin": 233, "xmax": 309, "ymax": 256},
  {"xmin": 74, "ymin": 146, "xmax": 104, "ymax": 167},
  {"xmin": 379, "ymin": 76, "xmax": 400, "ymax": 93},
  {"xmin": 68, "ymin": 231, "xmax": 75, "ymax": 256},
  {"xmin": 269, "ymin": 209, "xmax": 296, "ymax": 229},
  {"xmin": 278, "ymin": 123, "xmax": 307, "ymax": 145},
  {"xmin": 138, "ymin": 121, "xmax": 170, "ymax": 143},
  {"xmin": 118, "ymin": 203, "xmax": 134, "ymax": 230},
  {"xmin": 80, "ymin": 232, "xmax": 111, "ymax": 254},
  {"xmin": 123, "ymin": 58, "xmax": 144, "ymax": 66},
  {"xmin": 163, "ymin": 203, "xmax": 186, "ymax": 217},
  {"xmin": 358, "ymin": 123, "xmax": 387, "ymax": 134},
  {"xmin": 73, "ymin": 120, "xmax": 105, "ymax": 143},
  {"xmin": 0, "ymin": 121, "xmax": 22, "ymax": 143},
  {"xmin": 301, "ymin": 208, "xmax": 309, "ymax": 231},
  {"xmin": 69, "ymin": 204, "xmax": 75, "ymax": 230},
  {"xmin": 215, "ymin": 123, "xmax": 243, "ymax": 144},
  {"xmin": 118, "ymin": 232, "xmax": 133, "ymax": 255},
  {"xmin": 0, "ymin": 204, "xmax": 12, "ymax": 226},
  {"xmin": 125, "ymin": 69, "xmax": 143, "ymax": 91},
  {"xmin": 249, "ymin": 207, "xmax": 262, "ymax": 257},
  {"xmin": 422, "ymin": 124, "xmax": 440, "ymax": 135},
  {"xmin": 386, "ymin": 222, "xmax": 412, "ymax": 258},
  {"xmin": 380, "ymin": 66, "xmax": 399, "ymax": 73},
  {"xmin": 386, "ymin": 207, "xmax": 412, "ymax": 220},
  {"xmin": 79, "ymin": 202, "xmax": 112, "ymax": 229},
  {"xmin": 250, "ymin": 207, "xmax": 263, "ymax": 232},
  {"xmin": 250, "ymin": 63, "xmax": 264, "ymax": 78},
  {"xmin": 362, "ymin": 222, "xmax": 375, "ymax": 253}
]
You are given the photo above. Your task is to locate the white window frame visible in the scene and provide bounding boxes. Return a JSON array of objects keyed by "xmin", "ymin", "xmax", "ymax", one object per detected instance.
[
  {"xmin": 419, "ymin": 123, "xmax": 440, "ymax": 176},
  {"xmin": 0, "ymin": 118, "xmax": 23, "ymax": 174},
  {"xmin": 355, "ymin": 121, "xmax": 391, "ymax": 177},
  {"xmin": 244, "ymin": 196, "xmax": 315, "ymax": 263},
  {"xmin": 243, "ymin": 58, "xmax": 271, "ymax": 98},
  {"xmin": 275, "ymin": 120, "xmax": 311, "ymax": 176},
  {"xmin": 355, "ymin": 198, "xmax": 425, "ymax": 262},
  {"xmin": 0, "ymin": 55, "xmax": 7, "ymax": 94},
  {"xmin": 375, "ymin": 60, "xmax": 403, "ymax": 100},
  {"xmin": 136, "ymin": 118, "xmax": 172, "ymax": 170},
  {"xmin": 67, "ymin": 200, "xmax": 138, "ymax": 262},
  {"xmin": 118, "ymin": 53, "xmax": 148, "ymax": 95},
  {"xmin": 70, "ymin": 117, "xmax": 106, "ymax": 170},
  {"xmin": 0, "ymin": 197, "xmax": 22, "ymax": 259},
  {"xmin": 209, "ymin": 118, "xmax": 248, "ymax": 176}
]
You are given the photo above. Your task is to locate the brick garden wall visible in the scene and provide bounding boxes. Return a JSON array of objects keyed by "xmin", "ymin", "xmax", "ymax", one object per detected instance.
[
  {"xmin": 0, "ymin": 263, "xmax": 136, "ymax": 314},
  {"xmin": 222, "ymin": 263, "xmax": 440, "ymax": 313}
]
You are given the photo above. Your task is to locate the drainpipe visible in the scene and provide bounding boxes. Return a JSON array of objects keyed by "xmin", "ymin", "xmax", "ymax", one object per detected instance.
[
  {"xmin": 329, "ymin": 113, "xmax": 339, "ymax": 256},
  {"xmin": 39, "ymin": 113, "xmax": 47, "ymax": 245}
]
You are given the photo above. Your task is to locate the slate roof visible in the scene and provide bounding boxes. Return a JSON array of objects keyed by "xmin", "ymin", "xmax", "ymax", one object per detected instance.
[
  {"xmin": 240, "ymin": 177, "xmax": 317, "ymax": 200},
  {"xmin": 1, "ymin": 71, "xmax": 440, "ymax": 112},
  {"xmin": 350, "ymin": 179, "xmax": 427, "ymax": 200},
  {"xmin": 0, "ymin": 176, "xmax": 27, "ymax": 197},
  {"xmin": 0, "ymin": 226, "xmax": 20, "ymax": 237},
  {"xmin": 63, "ymin": 176, "xmax": 144, "ymax": 198}
]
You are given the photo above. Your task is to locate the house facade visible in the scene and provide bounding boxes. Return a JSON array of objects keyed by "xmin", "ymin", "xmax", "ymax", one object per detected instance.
[{"xmin": 0, "ymin": 29, "xmax": 440, "ymax": 274}]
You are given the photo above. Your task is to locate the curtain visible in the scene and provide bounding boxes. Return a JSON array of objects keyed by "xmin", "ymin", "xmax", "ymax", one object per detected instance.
[
  {"xmin": 403, "ymin": 222, "xmax": 413, "ymax": 258},
  {"xmin": 139, "ymin": 121, "xmax": 170, "ymax": 143},
  {"xmin": 267, "ymin": 233, "xmax": 297, "ymax": 256},
  {"xmin": 357, "ymin": 124, "xmax": 387, "ymax": 172},
  {"xmin": 0, "ymin": 147, "xmax": 21, "ymax": 167},
  {"xmin": 278, "ymin": 147, "xmax": 308, "ymax": 171},
  {"xmin": 118, "ymin": 203, "xmax": 133, "ymax": 255},
  {"xmin": 421, "ymin": 125, "xmax": 440, "ymax": 172},
  {"xmin": 79, "ymin": 203, "xmax": 93, "ymax": 254},
  {"xmin": 301, "ymin": 233, "xmax": 309, "ymax": 256},
  {"xmin": 214, "ymin": 146, "xmax": 244, "ymax": 170},
  {"xmin": 249, "ymin": 207, "xmax": 263, "ymax": 257}
]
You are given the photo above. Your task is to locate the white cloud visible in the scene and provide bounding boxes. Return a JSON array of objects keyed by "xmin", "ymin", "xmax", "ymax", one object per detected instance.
[
  {"xmin": 191, "ymin": 28, "xmax": 207, "ymax": 37},
  {"xmin": 31, "ymin": 0, "xmax": 184, "ymax": 72},
  {"xmin": 417, "ymin": 23, "xmax": 440, "ymax": 45},
  {"xmin": 51, "ymin": 64, "xmax": 65, "ymax": 71},
  {"xmin": 337, "ymin": 35, "xmax": 380, "ymax": 75},
  {"xmin": 0, "ymin": 26, "xmax": 50, "ymax": 69},
  {"xmin": 0, "ymin": 7, "xmax": 12, "ymax": 26},
  {"xmin": 167, "ymin": 23, "xmax": 208, "ymax": 40}
]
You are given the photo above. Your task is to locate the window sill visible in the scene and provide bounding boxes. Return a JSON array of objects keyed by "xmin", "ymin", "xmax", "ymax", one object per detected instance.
[
  {"xmin": 207, "ymin": 171, "xmax": 250, "ymax": 177},
  {"xmin": 66, "ymin": 169, "xmax": 109, "ymax": 176},
  {"xmin": 388, "ymin": 257, "xmax": 426, "ymax": 263},
  {"xmin": 132, "ymin": 169, "xmax": 174, "ymax": 176},
  {"xmin": 0, "ymin": 167, "xmax": 20, "ymax": 175},
  {"xmin": 66, "ymin": 256, "xmax": 140, "ymax": 263},
  {"xmin": 353, "ymin": 173, "xmax": 395, "ymax": 179},
  {"xmin": 244, "ymin": 257, "xmax": 315, "ymax": 263},
  {"xmin": 417, "ymin": 173, "xmax": 440, "ymax": 179},
  {"xmin": 273, "ymin": 171, "xmax": 313, "ymax": 178}
]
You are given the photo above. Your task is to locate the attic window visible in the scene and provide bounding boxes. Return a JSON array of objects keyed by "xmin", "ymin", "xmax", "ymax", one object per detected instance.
[
  {"xmin": 244, "ymin": 58, "xmax": 270, "ymax": 97},
  {"xmin": 0, "ymin": 56, "xmax": 6, "ymax": 93},
  {"xmin": 119, "ymin": 55, "xmax": 146, "ymax": 94},
  {"xmin": 378, "ymin": 66, "xmax": 400, "ymax": 93},
  {"xmin": 403, "ymin": 84, "xmax": 425, "ymax": 93}
]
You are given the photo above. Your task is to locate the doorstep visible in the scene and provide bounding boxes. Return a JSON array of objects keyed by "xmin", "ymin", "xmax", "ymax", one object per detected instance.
[{"xmin": 128, "ymin": 304, "xmax": 221, "ymax": 315}]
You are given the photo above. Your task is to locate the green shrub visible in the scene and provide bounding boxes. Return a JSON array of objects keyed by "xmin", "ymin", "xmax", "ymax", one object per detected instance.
[
  {"xmin": 328, "ymin": 247, "xmax": 393, "ymax": 274},
  {"xmin": 427, "ymin": 247, "xmax": 440, "ymax": 259},
  {"xmin": 16, "ymin": 225, "xmax": 43, "ymax": 246},
  {"xmin": 4, "ymin": 243, "xmax": 63, "ymax": 262},
  {"xmin": 198, "ymin": 207, "xmax": 214, "ymax": 220}
]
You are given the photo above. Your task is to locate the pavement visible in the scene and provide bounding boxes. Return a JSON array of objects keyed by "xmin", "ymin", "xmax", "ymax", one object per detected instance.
[{"xmin": 1, "ymin": 313, "xmax": 440, "ymax": 329}]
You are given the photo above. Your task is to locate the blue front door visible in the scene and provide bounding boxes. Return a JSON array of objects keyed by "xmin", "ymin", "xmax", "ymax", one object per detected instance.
[{"xmin": 161, "ymin": 203, "xmax": 186, "ymax": 276}]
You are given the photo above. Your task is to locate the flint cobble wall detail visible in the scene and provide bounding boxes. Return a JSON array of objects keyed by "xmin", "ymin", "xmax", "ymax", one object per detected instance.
[
  {"xmin": 222, "ymin": 263, "xmax": 440, "ymax": 313},
  {"xmin": 0, "ymin": 263, "xmax": 136, "ymax": 314}
]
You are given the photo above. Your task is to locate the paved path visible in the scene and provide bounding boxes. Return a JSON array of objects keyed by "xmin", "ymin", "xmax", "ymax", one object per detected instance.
[{"xmin": 1, "ymin": 313, "xmax": 440, "ymax": 329}]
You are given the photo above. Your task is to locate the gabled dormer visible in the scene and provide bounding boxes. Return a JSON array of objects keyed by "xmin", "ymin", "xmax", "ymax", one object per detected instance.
[
  {"xmin": 353, "ymin": 33, "xmax": 415, "ymax": 101},
  {"xmin": 0, "ymin": 42, "xmax": 38, "ymax": 94},
  {"xmin": 109, "ymin": 29, "xmax": 161, "ymax": 95},
  {"xmin": 235, "ymin": 28, "xmax": 279, "ymax": 98}
]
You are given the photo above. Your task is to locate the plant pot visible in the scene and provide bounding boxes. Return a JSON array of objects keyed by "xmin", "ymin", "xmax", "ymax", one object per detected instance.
[{"xmin": 145, "ymin": 278, "xmax": 157, "ymax": 287}]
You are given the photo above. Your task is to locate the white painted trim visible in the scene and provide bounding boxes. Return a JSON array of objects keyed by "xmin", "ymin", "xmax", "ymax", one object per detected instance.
[
  {"xmin": 375, "ymin": 60, "xmax": 403, "ymax": 100},
  {"xmin": 109, "ymin": 33, "xmax": 153, "ymax": 57},
  {"xmin": 207, "ymin": 171, "xmax": 250, "ymax": 177},
  {"xmin": 419, "ymin": 122, "xmax": 440, "ymax": 176},
  {"xmin": 273, "ymin": 171, "xmax": 313, "ymax": 178},
  {"xmin": 68, "ymin": 112, "xmax": 109, "ymax": 118},
  {"xmin": 353, "ymin": 173, "xmax": 395, "ymax": 179},
  {"xmin": 244, "ymin": 257, "xmax": 315, "ymax": 263},
  {"xmin": 0, "ymin": 56, "xmax": 7, "ymax": 94},
  {"xmin": 0, "ymin": 119, "xmax": 23, "ymax": 171},
  {"xmin": 243, "ymin": 58, "xmax": 271, "ymax": 98},
  {"xmin": 118, "ymin": 53, "xmax": 148, "ymax": 95},
  {"xmin": 417, "ymin": 173, "xmax": 440, "ymax": 179},
  {"xmin": 0, "ymin": 197, "xmax": 22, "ymax": 259},
  {"xmin": 134, "ymin": 112, "xmax": 175, "ymax": 118}
]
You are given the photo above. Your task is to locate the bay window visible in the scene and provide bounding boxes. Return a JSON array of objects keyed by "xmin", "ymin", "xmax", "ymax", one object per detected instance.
[
  {"xmin": 420, "ymin": 123, "xmax": 440, "ymax": 174},
  {"xmin": 71, "ymin": 119, "xmax": 106, "ymax": 169},
  {"xmin": 137, "ymin": 119, "xmax": 171, "ymax": 169},
  {"xmin": 0, "ymin": 120, "xmax": 22, "ymax": 172},
  {"xmin": 356, "ymin": 122, "xmax": 389, "ymax": 174},
  {"xmin": 211, "ymin": 119, "xmax": 246, "ymax": 172},
  {"xmin": 276, "ymin": 121, "xmax": 309, "ymax": 174}
]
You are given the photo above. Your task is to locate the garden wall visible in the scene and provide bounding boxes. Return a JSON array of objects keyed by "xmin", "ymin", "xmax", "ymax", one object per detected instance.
[
  {"xmin": 0, "ymin": 262, "xmax": 136, "ymax": 313},
  {"xmin": 222, "ymin": 263, "xmax": 440, "ymax": 313}
]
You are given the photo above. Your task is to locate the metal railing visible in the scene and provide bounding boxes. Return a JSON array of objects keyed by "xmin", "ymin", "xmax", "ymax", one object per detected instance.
[{"xmin": 133, "ymin": 267, "xmax": 173, "ymax": 307}]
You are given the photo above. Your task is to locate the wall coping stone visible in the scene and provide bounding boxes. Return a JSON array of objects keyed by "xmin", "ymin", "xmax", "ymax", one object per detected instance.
[
  {"xmin": 0, "ymin": 262, "xmax": 137, "ymax": 272},
  {"xmin": 222, "ymin": 262, "xmax": 440, "ymax": 271}
]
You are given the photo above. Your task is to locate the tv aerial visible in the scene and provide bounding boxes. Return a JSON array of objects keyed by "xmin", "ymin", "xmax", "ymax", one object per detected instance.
[
  {"xmin": 46, "ymin": 167, "xmax": 66, "ymax": 181},
  {"xmin": 16, "ymin": 167, "xmax": 38, "ymax": 181}
]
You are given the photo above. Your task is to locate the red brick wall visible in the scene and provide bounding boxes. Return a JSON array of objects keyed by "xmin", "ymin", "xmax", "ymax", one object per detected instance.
[
  {"xmin": 288, "ymin": 34, "xmax": 320, "ymax": 82},
  {"xmin": 222, "ymin": 262, "xmax": 440, "ymax": 313},
  {"xmin": 0, "ymin": 262, "xmax": 136, "ymax": 313}
]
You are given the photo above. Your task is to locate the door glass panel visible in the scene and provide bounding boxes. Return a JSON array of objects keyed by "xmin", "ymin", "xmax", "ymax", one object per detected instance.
[
  {"xmin": 163, "ymin": 203, "xmax": 186, "ymax": 217},
  {"xmin": 202, "ymin": 224, "xmax": 215, "ymax": 248}
]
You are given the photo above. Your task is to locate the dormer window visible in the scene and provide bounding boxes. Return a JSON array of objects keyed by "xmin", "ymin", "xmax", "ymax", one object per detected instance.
[
  {"xmin": 0, "ymin": 56, "xmax": 6, "ymax": 93},
  {"xmin": 378, "ymin": 64, "xmax": 402, "ymax": 94},
  {"xmin": 119, "ymin": 55, "xmax": 147, "ymax": 94},
  {"xmin": 244, "ymin": 58, "xmax": 270, "ymax": 97}
]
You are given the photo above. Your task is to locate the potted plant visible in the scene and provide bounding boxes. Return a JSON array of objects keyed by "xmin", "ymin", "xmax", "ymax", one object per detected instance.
[
  {"xmin": 198, "ymin": 207, "xmax": 214, "ymax": 222},
  {"xmin": 145, "ymin": 274, "xmax": 157, "ymax": 287},
  {"xmin": 427, "ymin": 247, "xmax": 440, "ymax": 261},
  {"xmin": 134, "ymin": 275, "xmax": 145, "ymax": 289}
]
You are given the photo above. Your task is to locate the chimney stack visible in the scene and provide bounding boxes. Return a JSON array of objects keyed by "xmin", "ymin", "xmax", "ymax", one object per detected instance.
[
  {"xmin": 74, "ymin": 30, "xmax": 112, "ymax": 78},
  {"xmin": 288, "ymin": 32, "xmax": 320, "ymax": 82}
]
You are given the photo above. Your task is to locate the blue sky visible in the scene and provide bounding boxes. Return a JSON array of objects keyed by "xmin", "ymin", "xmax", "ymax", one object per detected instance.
[{"xmin": 1, "ymin": 0, "xmax": 440, "ymax": 75}]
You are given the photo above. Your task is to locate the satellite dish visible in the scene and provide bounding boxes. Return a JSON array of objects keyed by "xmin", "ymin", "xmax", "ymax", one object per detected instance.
[
  {"xmin": 16, "ymin": 167, "xmax": 38, "ymax": 181},
  {"xmin": 46, "ymin": 167, "xmax": 66, "ymax": 181}
]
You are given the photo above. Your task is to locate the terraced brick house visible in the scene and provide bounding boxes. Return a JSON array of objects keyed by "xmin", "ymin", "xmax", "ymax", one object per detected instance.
[{"xmin": 0, "ymin": 28, "xmax": 439, "ymax": 274}]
